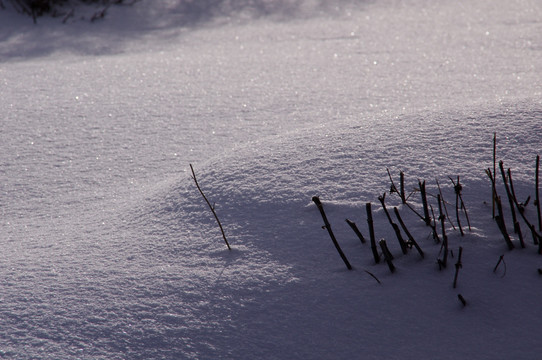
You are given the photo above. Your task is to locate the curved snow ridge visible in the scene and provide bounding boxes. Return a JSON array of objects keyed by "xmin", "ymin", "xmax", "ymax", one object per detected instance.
[
  {"xmin": 125, "ymin": 100, "xmax": 542, "ymax": 260},
  {"xmin": 189, "ymin": 100, "xmax": 542, "ymax": 208}
]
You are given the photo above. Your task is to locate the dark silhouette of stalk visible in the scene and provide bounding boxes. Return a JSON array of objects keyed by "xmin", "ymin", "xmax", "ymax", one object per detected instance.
[
  {"xmin": 502, "ymin": 166, "xmax": 525, "ymax": 248},
  {"xmin": 495, "ymin": 195, "xmax": 514, "ymax": 250},
  {"xmin": 493, "ymin": 255, "xmax": 506, "ymax": 277},
  {"xmin": 394, "ymin": 207, "xmax": 424, "ymax": 258},
  {"xmin": 453, "ymin": 247, "xmax": 463, "ymax": 288},
  {"xmin": 437, "ymin": 194, "xmax": 448, "ymax": 269},
  {"xmin": 486, "ymin": 169, "xmax": 517, "ymax": 250},
  {"xmin": 379, "ymin": 193, "xmax": 408, "ymax": 254},
  {"xmin": 366, "ymin": 202, "xmax": 380, "ymax": 264},
  {"xmin": 387, "ymin": 169, "xmax": 407, "ymax": 204},
  {"xmin": 312, "ymin": 196, "xmax": 352, "ymax": 270},
  {"xmin": 345, "ymin": 219, "xmax": 366, "ymax": 244},
  {"xmin": 379, "ymin": 239, "xmax": 396, "ymax": 273},
  {"xmin": 449, "ymin": 176, "xmax": 471, "ymax": 233},
  {"xmin": 436, "ymin": 178, "xmax": 456, "ymax": 230},
  {"xmin": 419, "ymin": 180, "xmax": 431, "ymax": 226},
  {"xmin": 536, "ymin": 155, "xmax": 541, "ymax": 232},
  {"xmin": 364, "ymin": 270, "xmax": 382, "ymax": 284},
  {"xmin": 190, "ymin": 164, "xmax": 231, "ymax": 250},
  {"xmin": 507, "ymin": 168, "xmax": 542, "ymax": 249},
  {"xmin": 457, "ymin": 294, "xmax": 467, "ymax": 307},
  {"xmin": 499, "ymin": 162, "xmax": 525, "ymax": 248},
  {"xmin": 429, "ymin": 205, "xmax": 440, "ymax": 244},
  {"xmin": 492, "ymin": 132, "xmax": 497, "ymax": 219}
]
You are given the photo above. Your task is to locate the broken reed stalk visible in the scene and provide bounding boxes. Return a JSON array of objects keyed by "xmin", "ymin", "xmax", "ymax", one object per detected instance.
[
  {"xmin": 492, "ymin": 132, "xmax": 497, "ymax": 219},
  {"xmin": 387, "ymin": 169, "xmax": 407, "ymax": 204},
  {"xmin": 457, "ymin": 294, "xmax": 467, "ymax": 307},
  {"xmin": 429, "ymin": 205, "xmax": 440, "ymax": 243},
  {"xmin": 393, "ymin": 207, "xmax": 424, "ymax": 258},
  {"xmin": 345, "ymin": 219, "xmax": 366, "ymax": 244},
  {"xmin": 419, "ymin": 180, "xmax": 431, "ymax": 226},
  {"xmin": 379, "ymin": 193, "xmax": 408, "ymax": 254},
  {"xmin": 366, "ymin": 202, "xmax": 380, "ymax": 264},
  {"xmin": 536, "ymin": 155, "xmax": 541, "ymax": 232},
  {"xmin": 499, "ymin": 162, "xmax": 525, "ymax": 248},
  {"xmin": 450, "ymin": 176, "xmax": 471, "ymax": 233},
  {"xmin": 190, "ymin": 164, "xmax": 231, "ymax": 251},
  {"xmin": 501, "ymin": 165, "xmax": 525, "ymax": 248},
  {"xmin": 437, "ymin": 194, "xmax": 448, "ymax": 269},
  {"xmin": 453, "ymin": 246, "xmax": 463, "ymax": 288},
  {"xmin": 387, "ymin": 168, "xmax": 399, "ymax": 196},
  {"xmin": 436, "ymin": 178, "xmax": 456, "ymax": 230},
  {"xmin": 495, "ymin": 196, "xmax": 515, "ymax": 250},
  {"xmin": 450, "ymin": 177, "xmax": 464, "ymax": 236},
  {"xmin": 379, "ymin": 239, "xmax": 396, "ymax": 273},
  {"xmin": 507, "ymin": 168, "xmax": 542, "ymax": 249},
  {"xmin": 312, "ymin": 196, "xmax": 352, "ymax": 270},
  {"xmin": 487, "ymin": 169, "xmax": 514, "ymax": 250}
]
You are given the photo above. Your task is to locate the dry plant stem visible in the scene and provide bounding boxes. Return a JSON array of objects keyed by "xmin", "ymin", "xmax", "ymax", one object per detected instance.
[
  {"xmin": 393, "ymin": 207, "xmax": 425, "ymax": 258},
  {"xmin": 386, "ymin": 168, "xmax": 399, "ymax": 196},
  {"xmin": 499, "ymin": 163, "xmax": 525, "ymax": 248},
  {"xmin": 364, "ymin": 270, "xmax": 382, "ymax": 284},
  {"xmin": 536, "ymin": 155, "xmax": 541, "ymax": 232},
  {"xmin": 345, "ymin": 219, "xmax": 366, "ymax": 244},
  {"xmin": 495, "ymin": 196, "xmax": 515, "ymax": 250},
  {"xmin": 312, "ymin": 197, "xmax": 352, "ymax": 270},
  {"xmin": 504, "ymin": 168, "xmax": 525, "ymax": 247},
  {"xmin": 508, "ymin": 168, "xmax": 542, "ymax": 247},
  {"xmin": 496, "ymin": 199, "xmax": 512, "ymax": 249},
  {"xmin": 499, "ymin": 162, "xmax": 519, "ymax": 229},
  {"xmin": 453, "ymin": 246, "xmax": 463, "ymax": 288},
  {"xmin": 419, "ymin": 180, "xmax": 431, "ymax": 226},
  {"xmin": 190, "ymin": 164, "xmax": 231, "ymax": 250},
  {"xmin": 437, "ymin": 194, "xmax": 448, "ymax": 269},
  {"xmin": 429, "ymin": 205, "xmax": 440, "ymax": 243},
  {"xmin": 450, "ymin": 176, "xmax": 471, "ymax": 232},
  {"xmin": 458, "ymin": 294, "xmax": 467, "ymax": 307},
  {"xmin": 366, "ymin": 202, "xmax": 380, "ymax": 264},
  {"xmin": 493, "ymin": 132, "xmax": 497, "ymax": 219},
  {"xmin": 379, "ymin": 239, "xmax": 396, "ymax": 273},
  {"xmin": 379, "ymin": 193, "xmax": 408, "ymax": 254},
  {"xmin": 454, "ymin": 181, "xmax": 464, "ymax": 236},
  {"xmin": 436, "ymin": 178, "xmax": 456, "ymax": 230}
]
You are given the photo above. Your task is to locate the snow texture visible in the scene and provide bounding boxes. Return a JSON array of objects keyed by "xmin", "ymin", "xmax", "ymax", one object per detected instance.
[{"xmin": 1, "ymin": 0, "xmax": 542, "ymax": 359}]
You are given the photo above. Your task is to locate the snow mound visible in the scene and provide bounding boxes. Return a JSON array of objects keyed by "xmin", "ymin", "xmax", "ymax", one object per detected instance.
[{"xmin": 117, "ymin": 101, "xmax": 542, "ymax": 359}]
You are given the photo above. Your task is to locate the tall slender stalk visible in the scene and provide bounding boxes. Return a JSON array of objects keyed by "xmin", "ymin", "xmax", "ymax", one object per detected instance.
[
  {"xmin": 190, "ymin": 164, "xmax": 231, "ymax": 250},
  {"xmin": 419, "ymin": 180, "xmax": 431, "ymax": 226},
  {"xmin": 366, "ymin": 202, "xmax": 380, "ymax": 264},
  {"xmin": 493, "ymin": 132, "xmax": 497, "ymax": 219},
  {"xmin": 536, "ymin": 155, "xmax": 541, "ymax": 232},
  {"xmin": 312, "ymin": 197, "xmax": 352, "ymax": 270}
]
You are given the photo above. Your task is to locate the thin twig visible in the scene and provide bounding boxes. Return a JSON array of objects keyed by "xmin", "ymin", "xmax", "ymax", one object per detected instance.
[
  {"xmin": 313, "ymin": 197, "xmax": 352, "ymax": 270},
  {"xmin": 190, "ymin": 164, "xmax": 231, "ymax": 250},
  {"xmin": 436, "ymin": 178, "xmax": 456, "ymax": 230},
  {"xmin": 364, "ymin": 270, "xmax": 382, "ymax": 284},
  {"xmin": 536, "ymin": 155, "xmax": 541, "ymax": 232},
  {"xmin": 453, "ymin": 247, "xmax": 463, "ymax": 288}
]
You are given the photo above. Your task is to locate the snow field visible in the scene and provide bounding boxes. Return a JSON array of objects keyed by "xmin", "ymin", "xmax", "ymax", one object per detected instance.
[{"xmin": 1, "ymin": 0, "xmax": 542, "ymax": 358}]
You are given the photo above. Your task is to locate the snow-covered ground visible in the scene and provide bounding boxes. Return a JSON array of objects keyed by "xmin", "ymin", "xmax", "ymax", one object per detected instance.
[{"xmin": 1, "ymin": 0, "xmax": 541, "ymax": 359}]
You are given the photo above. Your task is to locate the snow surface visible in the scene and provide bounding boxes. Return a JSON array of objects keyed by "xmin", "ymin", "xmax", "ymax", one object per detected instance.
[{"xmin": 1, "ymin": 0, "xmax": 542, "ymax": 359}]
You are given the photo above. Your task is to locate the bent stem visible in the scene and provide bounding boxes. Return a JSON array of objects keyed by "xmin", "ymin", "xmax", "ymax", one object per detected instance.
[{"xmin": 190, "ymin": 164, "xmax": 231, "ymax": 250}]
